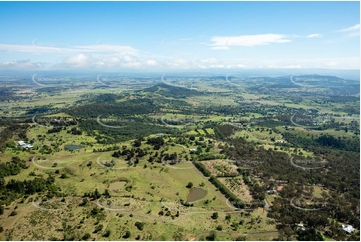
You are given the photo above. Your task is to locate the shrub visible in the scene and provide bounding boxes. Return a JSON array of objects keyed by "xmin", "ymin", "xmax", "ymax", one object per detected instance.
[
  {"xmin": 123, "ymin": 230, "xmax": 131, "ymax": 239},
  {"xmin": 82, "ymin": 233, "xmax": 91, "ymax": 240},
  {"xmin": 102, "ymin": 230, "xmax": 111, "ymax": 237},
  {"xmin": 135, "ymin": 221, "xmax": 144, "ymax": 231}
]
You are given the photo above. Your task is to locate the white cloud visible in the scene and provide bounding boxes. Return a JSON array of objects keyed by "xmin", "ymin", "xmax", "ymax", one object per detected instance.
[
  {"xmin": 210, "ymin": 34, "xmax": 291, "ymax": 49},
  {"xmin": 0, "ymin": 43, "xmax": 137, "ymax": 55},
  {"xmin": 201, "ymin": 58, "xmax": 218, "ymax": 63},
  {"xmin": 52, "ymin": 54, "xmax": 112, "ymax": 69},
  {"xmin": 56, "ymin": 53, "xmax": 155, "ymax": 69},
  {"xmin": 3, "ymin": 56, "xmax": 357, "ymax": 71},
  {"xmin": 225, "ymin": 64, "xmax": 246, "ymax": 69},
  {"xmin": 168, "ymin": 58, "xmax": 193, "ymax": 69},
  {"xmin": 338, "ymin": 24, "xmax": 360, "ymax": 37},
  {"xmin": 122, "ymin": 55, "xmax": 139, "ymax": 63},
  {"xmin": 120, "ymin": 61, "xmax": 142, "ymax": 68},
  {"xmin": 339, "ymin": 24, "xmax": 360, "ymax": 32},
  {"xmin": 326, "ymin": 61, "xmax": 337, "ymax": 66},
  {"xmin": 63, "ymin": 53, "xmax": 93, "ymax": 68},
  {"xmin": 306, "ymin": 34, "xmax": 322, "ymax": 38},
  {"xmin": 254, "ymin": 57, "xmax": 359, "ymax": 70},
  {"xmin": 267, "ymin": 64, "xmax": 302, "ymax": 69},
  {"xmin": 145, "ymin": 59, "xmax": 158, "ymax": 67},
  {"xmin": 0, "ymin": 59, "xmax": 45, "ymax": 70},
  {"xmin": 72, "ymin": 44, "xmax": 136, "ymax": 54},
  {"xmin": 210, "ymin": 64, "xmax": 224, "ymax": 68}
]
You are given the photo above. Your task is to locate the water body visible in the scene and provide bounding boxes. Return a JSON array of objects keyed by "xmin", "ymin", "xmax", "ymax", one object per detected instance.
[
  {"xmin": 187, "ymin": 187, "xmax": 207, "ymax": 202},
  {"xmin": 64, "ymin": 145, "xmax": 85, "ymax": 150}
]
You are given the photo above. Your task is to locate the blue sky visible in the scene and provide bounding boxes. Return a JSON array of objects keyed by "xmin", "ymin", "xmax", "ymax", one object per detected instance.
[{"xmin": 0, "ymin": 1, "xmax": 359, "ymax": 71}]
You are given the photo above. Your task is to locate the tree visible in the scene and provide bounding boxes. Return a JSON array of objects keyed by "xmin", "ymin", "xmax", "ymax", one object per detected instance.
[
  {"xmin": 102, "ymin": 230, "xmax": 111, "ymax": 237},
  {"xmin": 206, "ymin": 231, "xmax": 217, "ymax": 241},
  {"xmin": 103, "ymin": 189, "xmax": 111, "ymax": 198},
  {"xmin": 234, "ymin": 236, "xmax": 246, "ymax": 241},
  {"xmin": 133, "ymin": 139, "xmax": 142, "ymax": 147},
  {"xmin": 186, "ymin": 182, "xmax": 193, "ymax": 188},
  {"xmin": 211, "ymin": 212, "xmax": 218, "ymax": 219},
  {"xmin": 123, "ymin": 230, "xmax": 131, "ymax": 239},
  {"xmin": 93, "ymin": 224, "xmax": 103, "ymax": 233},
  {"xmin": 82, "ymin": 233, "xmax": 91, "ymax": 240},
  {"xmin": 172, "ymin": 228, "xmax": 184, "ymax": 241},
  {"xmin": 92, "ymin": 188, "xmax": 101, "ymax": 199},
  {"xmin": 297, "ymin": 228, "xmax": 324, "ymax": 241},
  {"xmin": 135, "ymin": 221, "xmax": 144, "ymax": 231}
]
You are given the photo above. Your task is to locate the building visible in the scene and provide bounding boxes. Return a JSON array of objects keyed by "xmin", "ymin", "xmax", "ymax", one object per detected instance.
[
  {"xmin": 341, "ymin": 225, "xmax": 355, "ymax": 233},
  {"xmin": 17, "ymin": 141, "xmax": 33, "ymax": 149},
  {"xmin": 18, "ymin": 141, "xmax": 25, "ymax": 146},
  {"xmin": 23, "ymin": 144, "xmax": 33, "ymax": 148},
  {"xmin": 266, "ymin": 190, "xmax": 277, "ymax": 194},
  {"xmin": 295, "ymin": 223, "xmax": 306, "ymax": 231}
]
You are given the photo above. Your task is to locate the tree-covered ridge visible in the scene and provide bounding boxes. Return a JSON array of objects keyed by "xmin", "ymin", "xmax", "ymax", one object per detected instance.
[
  {"xmin": 0, "ymin": 124, "xmax": 29, "ymax": 152},
  {"xmin": 77, "ymin": 118, "xmax": 173, "ymax": 144},
  {"xmin": 143, "ymin": 83, "xmax": 206, "ymax": 98},
  {"xmin": 283, "ymin": 133, "xmax": 360, "ymax": 152},
  {"xmin": 0, "ymin": 157, "xmax": 60, "ymax": 212},
  {"xmin": 67, "ymin": 99, "xmax": 160, "ymax": 118}
]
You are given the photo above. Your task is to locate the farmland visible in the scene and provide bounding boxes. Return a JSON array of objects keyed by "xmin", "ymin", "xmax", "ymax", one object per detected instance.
[{"xmin": 0, "ymin": 73, "xmax": 359, "ymax": 241}]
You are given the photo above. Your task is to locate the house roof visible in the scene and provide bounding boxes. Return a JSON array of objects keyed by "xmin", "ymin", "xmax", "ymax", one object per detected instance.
[
  {"xmin": 342, "ymin": 225, "xmax": 355, "ymax": 233},
  {"xmin": 277, "ymin": 185, "xmax": 283, "ymax": 191}
]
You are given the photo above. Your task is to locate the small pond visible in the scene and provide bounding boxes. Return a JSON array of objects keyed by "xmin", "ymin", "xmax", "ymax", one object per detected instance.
[
  {"xmin": 187, "ymin": 187, "xmax": 207, "ymax": 202},
  {"xmin": 64, "ymin": 145, "xmax": 85, "ymax": 150}
]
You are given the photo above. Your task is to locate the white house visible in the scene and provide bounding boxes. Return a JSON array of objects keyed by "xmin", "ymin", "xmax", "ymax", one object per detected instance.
[
  {"xmin": 342, "ymin": 224, "xmax": 355, "ymax": 233},
  {"xmin": 18, "ymin": 141, "xmax": 25, "ymax": 146},
  {"xmin": 294, "ymin": 223, "xmax": 306, "ymax": 231},
  {"xmin": 18, "ymin": 141, "xmax": 33, "ymax": 149}
]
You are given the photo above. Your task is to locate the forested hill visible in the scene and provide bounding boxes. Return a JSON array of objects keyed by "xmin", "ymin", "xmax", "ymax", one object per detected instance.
[
  {"xmin": 66, "ymin": 98, "xmax": 159, "ymax": 118},
  {"xmin": 142, "ymin": 83, "xmax": 205, "ymax": 98}
]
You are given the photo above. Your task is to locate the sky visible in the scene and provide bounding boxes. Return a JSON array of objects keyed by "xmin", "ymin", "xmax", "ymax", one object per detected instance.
[{"xmin": 0, "ymin": 1, "xmax": 359, "ymax": 72}]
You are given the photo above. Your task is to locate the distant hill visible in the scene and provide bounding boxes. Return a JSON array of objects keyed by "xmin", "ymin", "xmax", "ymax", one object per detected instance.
[{"xmin": 142, "ymin": 83, "xmax": 206, "ymax": 98}]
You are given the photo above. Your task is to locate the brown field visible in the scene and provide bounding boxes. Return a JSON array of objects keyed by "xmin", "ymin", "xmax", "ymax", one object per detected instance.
[
  {"xmin": 203, "ymin": 159, "xmax": 238, "ymax": 176},
  {"xmin": 218, "ymin": 177, "xmax": 253, "ymax": 202}
]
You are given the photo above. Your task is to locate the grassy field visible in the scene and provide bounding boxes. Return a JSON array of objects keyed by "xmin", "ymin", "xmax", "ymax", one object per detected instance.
[
  {"xmin": 1, "ymin": 76, "xmax": 358, "ymax": 241},
  {"xmin": 0, "ymin": 120, "xmax": 280, "ymax": 240}
]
